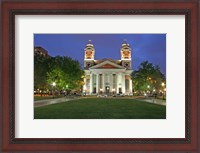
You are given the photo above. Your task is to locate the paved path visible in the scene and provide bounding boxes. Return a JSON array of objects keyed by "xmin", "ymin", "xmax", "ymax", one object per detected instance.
[
  {"xmin": 108, "ymin": 96, "xmax": 166, "ymax": 106},
  {"xmin": 34, "ymin": 97, "xmax": 79, "ymax": 107},
  {"xmin": 135, "ymin": 97, "xmax": 166, "ymax": 106},
  {"xmin": 34, "ymin": 96, "xmax": 165, "ymax": 107}
]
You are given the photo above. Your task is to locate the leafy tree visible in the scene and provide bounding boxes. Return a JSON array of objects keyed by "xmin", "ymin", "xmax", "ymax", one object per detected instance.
[
  {"xmin": 34, "ymin": 54, "xmax": 53, "ymax": 94},
  {"xmin": 132, "ymin": 61, "xmax": 165, "ymax": 94},
  {"xmin": 47, "ymin": 68, "xmax": 66, "ymax": 90},
  {"xmin": 46, "ymin": 56, "xmax": 84, "ymax": 93},
  {"xmin": 34, "ymin": 54, "xmax": 84, "ymax": 96}
]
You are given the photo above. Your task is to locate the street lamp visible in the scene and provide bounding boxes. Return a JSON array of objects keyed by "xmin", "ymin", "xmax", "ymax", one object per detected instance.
[
  {"xmin": 161, "ymin": 82, "xmax": 165, "ymax": 100},
  {"xmin": 152, "ymin": 89, "xmax": 156, "ymax": 98},
  {"xmin": 147, "ymin": 85, "xmax": 150, "ymax": 96},
  {"xmin": 52, "ymin": 82, "xmax": 56, "ymax": 86},
  {"xmin": 52, "ymin": 82, "xmax": 56, "ymax": 98}
]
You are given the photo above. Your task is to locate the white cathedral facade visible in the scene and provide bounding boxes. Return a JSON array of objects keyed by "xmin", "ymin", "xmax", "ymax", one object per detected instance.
[{"xmin": 83, "ymin": 40, "xmax": 133, "ymax": 95}]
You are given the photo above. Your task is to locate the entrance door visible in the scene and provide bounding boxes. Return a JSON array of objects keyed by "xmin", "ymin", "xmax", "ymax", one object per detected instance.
[
  {"xmin": 119, "ymin": 88, "xmax": 122, "ymax": 94},
  {"xmin": 105, "ymin": 86, "xmax": 110, "ymax": 94},
  {"xmin": 93, "ymin": 87, "xmax": 96, "ymax": 93}
]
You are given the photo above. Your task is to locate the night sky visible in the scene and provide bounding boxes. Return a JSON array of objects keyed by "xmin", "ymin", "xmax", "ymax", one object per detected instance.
[{"xmin": 34, "ymin": 34, "xmax": 166, "ymax": 74}]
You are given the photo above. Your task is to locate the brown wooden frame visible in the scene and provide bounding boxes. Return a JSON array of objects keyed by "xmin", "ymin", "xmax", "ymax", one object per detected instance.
[{"xmin": 1, "ymin": 0, "xmax": 199, "ymax": 152}]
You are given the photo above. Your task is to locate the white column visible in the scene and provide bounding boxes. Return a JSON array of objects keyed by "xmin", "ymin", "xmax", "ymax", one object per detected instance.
[
  {"xmin": 90, "ymin": 73, "xmax": 93, "ymax": 94},
  {"xmin": 102, "ymin": 74, "xmax": 105, "ymax": 93},
  {"xmin": 110, "ymin": 74, "xmax": 113, "ymax": 93},
  {"xmin": 116, "ymin": 74, "xmax": 118, "ymax": 93},
  {"xmin": 96, "ymin": 74, "xmax": 99, "ymax": 94},
  {"xmin": 122, "ymin": 74, "xmax": 125, "ymax": 94},
  {"xmin": 83, "ymin": 77, "xmax": 86, "ymax": 92},
  {"xmin": 117, "ymin": 73, "xmax": 122, "ymax": 94},
  {"xmin": 130, "ymin": 79, "xmax": 133, "ymax": 93}
]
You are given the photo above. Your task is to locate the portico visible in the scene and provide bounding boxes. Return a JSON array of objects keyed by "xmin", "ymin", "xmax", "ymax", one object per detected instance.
[{"xmin": 84, "ymin": 73, "xmax": 132, "ymax": 95}]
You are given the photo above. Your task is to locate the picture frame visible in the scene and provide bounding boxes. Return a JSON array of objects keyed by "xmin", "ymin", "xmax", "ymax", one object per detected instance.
[{"xmin": 1, "ymin": 0, "xmax": 199, "ymax": 152}]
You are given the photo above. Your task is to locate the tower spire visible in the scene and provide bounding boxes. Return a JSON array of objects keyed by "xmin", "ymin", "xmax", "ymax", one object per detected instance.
[
  {"xmin": 84, "ymin": 40, "xmax": 95, "ymax": 61},
  {"xmin": 120, "ymin": 39, "xmax": 132, "ymax": 69},
  {"xmin": 123, "ymin": 39, "xmax": 127, "ymax": 44}
]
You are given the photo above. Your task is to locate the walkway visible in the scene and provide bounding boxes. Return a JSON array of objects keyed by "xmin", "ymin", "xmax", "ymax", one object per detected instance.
[
  {"xmin": 34, "ymin": 97, "xmax": 79, "ymax": 107},
  {"xmin": 135, "ymin": 97, "xmax": 166, "ymax": 106},
  {"xmin": 34, "ymin": 96, "xmax": 165, "ymax": 107}
]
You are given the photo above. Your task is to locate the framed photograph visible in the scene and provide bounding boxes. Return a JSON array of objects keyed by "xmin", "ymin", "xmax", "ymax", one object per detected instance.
[
  {"xmin": 33, "ymin": 33, "xmax": 166, "ymax": 120},
  {"xmin": 1, "ymin": 0, "xmax": 199, "ymax": 152}
]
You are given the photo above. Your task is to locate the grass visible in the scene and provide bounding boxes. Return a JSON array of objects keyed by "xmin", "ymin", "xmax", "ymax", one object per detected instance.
[{"xmin": 34, "ymin": 98, "xmax": 166, "ymax": 119}]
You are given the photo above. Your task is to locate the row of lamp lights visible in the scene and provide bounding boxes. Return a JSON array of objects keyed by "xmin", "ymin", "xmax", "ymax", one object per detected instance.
[
  {"xmin": 34, "ymin": 82, "xmax": 56, "ymax": 94},
  {"xmin": 146, "ymin": 82, "xmax": 166, "ymax": 99},
  {"xmin": 51, "ymin": 82, "xmax": 69, "ymax": 97},
  {"xmin": 51, "ymin": 82, "xmax": 69, "ymax": 88},
  {"xmin": 35, "ymin": 82, "xmax": 69, "ymax": 97}
]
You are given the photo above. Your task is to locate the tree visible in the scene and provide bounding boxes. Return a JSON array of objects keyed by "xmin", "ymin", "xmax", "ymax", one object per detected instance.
[
  {"xmin": 47, "ymin": 68, "xmax": 66, "ymax": 90},
  {"xmin": 34, "ymin": 54, "xmax": 53, "ymax": 94},
  {"xmin": 132, "ymin": 61, "xmax": 165, "ymax": 94},
  {"xmin": 46, "ymin": 56, "xmax": 84, "ymax": 93},
  {"xmin": 34, "ymin": 54, "xmax": 84, "ymax": 96}
]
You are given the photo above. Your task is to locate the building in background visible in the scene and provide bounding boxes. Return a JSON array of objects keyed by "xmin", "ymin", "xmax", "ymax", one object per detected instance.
[
  {"xmin": 83, "ymin": 40, "xmax": 133, "ymax": 95},
  {"xmin": 34, "ymin": 46, "xmax": 49, "ymax": 57}
]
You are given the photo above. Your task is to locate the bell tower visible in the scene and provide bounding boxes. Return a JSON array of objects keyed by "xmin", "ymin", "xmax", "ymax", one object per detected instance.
[
  {"xmin": 84, "ymin": 40, "xmax": 95, "ymax": 68},
  {"xmin": 120, "ymin": 39, "xmax": 132, "ymax": 69}
]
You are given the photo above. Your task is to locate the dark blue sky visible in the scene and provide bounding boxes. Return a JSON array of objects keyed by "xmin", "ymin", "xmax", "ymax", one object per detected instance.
[{"xmin": 34, "ymin": 34, "xmax": 166, "ymax": 74}]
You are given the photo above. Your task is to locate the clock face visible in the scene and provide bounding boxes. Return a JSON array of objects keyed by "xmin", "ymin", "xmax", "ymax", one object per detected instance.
[
  {"xmin": 124, "ymin": 62, "xmax": 129, "ymax": 67},
  {"xmin": 123, "ymin": 51, "xmax": 129, "ymax": 56},
  {"xmin": 86, "ymin": 51, "xmax": 92, "ymax": 55},
  {"xmin": 87, "ymin": 63, "xmax": 92, "ymax": 67},
  {"xmin": 86, "ymin": 51, "xmax": 93, "ymax": 59}
]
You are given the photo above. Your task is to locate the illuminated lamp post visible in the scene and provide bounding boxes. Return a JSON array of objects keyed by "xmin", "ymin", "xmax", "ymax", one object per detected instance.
[
  {"xmin": 153, "ymin": 89, "xmax": 156, "ymax": 98},
  {"xmin": 147, "ymin": 85, "xmax": 150, "ymax": 96},
  {"xmin": 161, "ymin": 82, "xmax": 165, "ymax": 100},
  {"xmin": 52, "ymin": 82, "xmax": 56, "ymax": 98},
  {"xmin": 164, "ymin": 88, "xmax": 166, "ymax": 100}
]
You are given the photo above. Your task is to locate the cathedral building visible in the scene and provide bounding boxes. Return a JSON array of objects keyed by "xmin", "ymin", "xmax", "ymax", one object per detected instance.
[{"xmin": 83, "ymin": 40, "xmax": 133, "ymax": 95}]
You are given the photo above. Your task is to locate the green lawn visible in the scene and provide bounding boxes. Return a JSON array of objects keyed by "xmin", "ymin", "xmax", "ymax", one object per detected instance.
[{"xmin": 34, "ymin": 98, "xmax": 166, "ymax": 119}]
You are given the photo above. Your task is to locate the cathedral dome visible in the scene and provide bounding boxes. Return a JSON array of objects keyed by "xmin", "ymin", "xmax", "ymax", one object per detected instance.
[
  {"xmin": 121, "ymin": 39, "xmax": 130, "ymax": 47},
  {"xmin": 86, "ymin": 43, "xmax": 94, "ymax": 47},
  {"xmin": 86, "ymin": 40, "xmax": 94, "ymax": 47}
]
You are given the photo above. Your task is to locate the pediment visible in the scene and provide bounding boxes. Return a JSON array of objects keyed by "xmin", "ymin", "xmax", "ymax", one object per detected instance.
[
  {"xmin": 90, "ymin": 60, "xmax": 125, "ymax": 69},
  {"xmin": 98, "ymin": 63, "xmax": 118, "ymax": 69}
]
